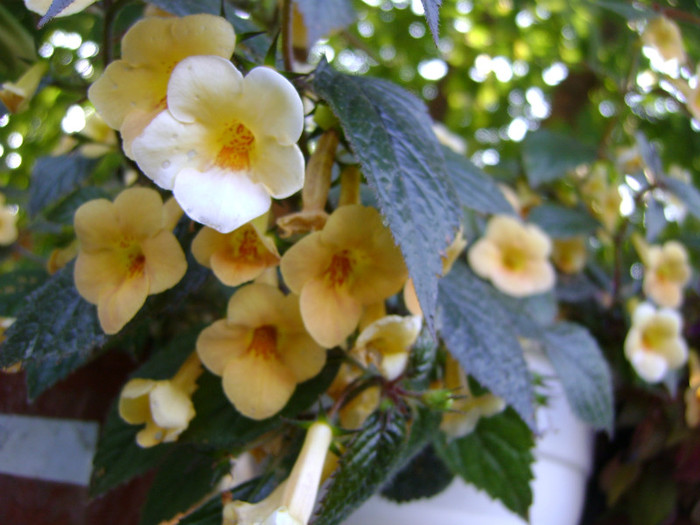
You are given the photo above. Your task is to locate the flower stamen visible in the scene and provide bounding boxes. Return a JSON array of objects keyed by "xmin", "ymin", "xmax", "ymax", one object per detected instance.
[{"xmin": 216, "ymin": 121, "xmax": 255, "ymax": 171}]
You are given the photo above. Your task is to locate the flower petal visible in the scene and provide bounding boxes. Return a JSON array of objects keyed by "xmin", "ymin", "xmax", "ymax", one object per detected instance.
[
  {"xmin": 252, "ymin": 140, "xmax": 305, "ymax": 199},
  {"xmin": 113, "ymin": 187, "xmax": 165, "ymax": 239},
  {"xmin": 280, "ymin": 232, "xmax": 330, "ymax": 294},
  {"xmin": 74, "ymin": 199, "xmax": 121, "ymax": 252},
  {"xmin": 300, "ymin": 277, "xmax": 362, "ymax": 348},
  {"xmin": 226, "ymin": 283, "xmax": 285, "ymax": 328},
  {"xmin": 118, "ymin": 378, "xmax": 156, "ymax": 424},
  {"xmin": 74, "ymin": 251, "xmax": 125, "ymax": 304},
  {"xmin": 196, "ymin": 319, "xmax": 249, "ymax": 375},
  {"xmin": 141, "ymin": 231, "xmax": 187, "ymax": 294},
  {"xmin": 279, "ymin": 333, "xmax": 326, "ymax": 382},
  {"xmin": 97, "ymin": 272, "xmax": 149, "ymax": 334},
  {"xmin": 149, "ymin": 382, "xmax": 194, "ymax": 429}
]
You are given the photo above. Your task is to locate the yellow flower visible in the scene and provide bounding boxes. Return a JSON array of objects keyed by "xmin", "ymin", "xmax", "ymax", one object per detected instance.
[
  {"xmin": 24, "ymin": 0, "xmax": 97, "ymax": 17},
  {"xmin": 223, "ymin": 421, "xmax": 332, "ymax": 525},
  {"xmin": 467, "ymin": 215, "xmax": 555, "ymax": 297},
  {"xmin": 0, "ymin": 61, "xmax": 47, "ymax": 114},
  {"xmin": 624, "ymin": 302, "xmax": 688, "ymax": 383},
  {"xmin": 119, "ymin": 353, "xmax": 202, "ymax": 448},
  {"xmin": 352, "ymin": 315, "xmax": 422, "ymax": 381},
  {"xmin": 0, "ymin": 193, "xmax": 19, "ymax": 245},
  {"xmin": 643, "ymin": 241, "xmax": 692, "ymax": 309},
  {"xmin": 684, "ymin": 351, "xmax": 700, "ymax": 427},
  {"xmin": 641, "ymin": 17, "xmax": 685, "ymax": 63},
  {"xmin": 88, "ymin": 15, "xmax": 235, "ymax": 156},
  {"xmin": 280, "ymin": 205, "xmax": 408, "ymax": 348},
  {"xmin": 73, "ymin": 187, "xmax": 187, "ymax": 334},
  {"xmin": 581, "ymin": 167, "xmax": 621, "ymax": 232},
  {"xmin": 191, "ymin": 216, "xmax": 280, "ymax": 287},
  {"xmin": 196, "ymin": 283, "xmax": 326, "ymax": 420},
  {"xmin": 131, "ymin": 55, "xmax": 305, "ymax": 234},
  {"xmin": 551, "ymin": 237, "xmax": 587, "ymax": 274}
]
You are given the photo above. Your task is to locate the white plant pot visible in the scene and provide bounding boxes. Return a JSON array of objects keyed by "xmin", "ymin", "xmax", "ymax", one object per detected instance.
[{"xmin": 343, "ymin": 350, "xmax": 594, "ymax": 525}]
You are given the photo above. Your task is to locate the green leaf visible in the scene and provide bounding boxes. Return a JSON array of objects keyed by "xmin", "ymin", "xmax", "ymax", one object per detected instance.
[
  {"xmin": 437, "ymin": 262, "xmax": 535, "ymax": 428},
  {"xmin": 435, "ymin": 408, "xmax": 535, "ymax": 519},
  {"xmin": 589, "ymin": 0, "xmax": 653, "ymax": 20},
  {"xmin": 661, "ymin": 177, "xmax": 700, "ymax": 222},
  {"xmin": 539, "ymin": 322, "xmax": 614, "ymax": 433},
  {"xmin": 146, "ymin": 0, "xmax": 220, "ymax": 15},
  {"xmin": 403, "ymin": 326, "xmax": 438, "ymax": 390},
  {"xmin": 313, "ymin": 60, "xmax": 461, "ymax": 333},
  {"xmin": 419, "ymin": 0, "xmax": 443, "ymax": 45},
  {"xmin": 442, "ymin": 146, "xmax": 514, "ymax": 216},
  {"xmin": 28, "ymin": 155, "xmax": 98, "ymax": 217},
  {"xmin": 90, "ymin": 333, "xmax": 197, "ymax": 497},
  {"xmin": 313, "ymin": 405, "xmax": 410, "ymax": 525},
  {"xmin": 0, "ymin": 262, "xmax": 107, "ymax": 398},
  {"xmin": 528, "ymin": 203, "xmax": 599, "ymax": 238},
  {"xmin": 644, "ymin": 197, "xmax": 666, "ymax": 242},
  {"xmin": 140, "ymin": 447, "xmax": 229, "ymax": 525},
  {"xmin": 381, "ymin": 444, "xmax": 453, "ymax": 502},
  {"xmin": 522, "ymin": 130, "xmax": 597, "ymax": 187},
  {"xmin": 0, "ymin": 4, "xmax": 37, "ymax": 77},
  {"xmin": 293, "ymin": 0, "xmax": 355, "ymax": 48},
  {"xmin": 0, "ymin": 268, "xmax": 46, "ymax": 316},
  {"xmin": 44, "ymin": 186, "xmax": 110, "ymax": 225}
]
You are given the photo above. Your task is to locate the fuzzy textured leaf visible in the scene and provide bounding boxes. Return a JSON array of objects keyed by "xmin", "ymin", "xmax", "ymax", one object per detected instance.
[
  {"xmin": 0, "ymin": 269, "xmax": 46, "ymax": 316},
  {"xmin": 294, "ymin": 0, "xmax": 355, "ymax": 47},
  {"xmin": 420, "ymin": 0, "xmax": 443, "ymax": 45},
  {"xmin": 522, "ymin": 130, "xmax": 597, "ymax": 187},
  {"xmin": 313, "ymin": 60, "xmax": 461, "ymax": 333},
  {"xmin": 437, "ymin": 262, "xmax": 535, "ymax": 428},
  {"xmin": 436, "ymin": 408, "xmax": 535, "ymax": 519},
  {"xmin": 381, "ymin": 444, "xmax": 453, "ymax": 502},
  {"xmin": 29, "ymin": 155, "xmax": 98, "ymax": 217},
  {"xmin": 528, "ymin": 203, "xmax": 599, "ymax": 238}
]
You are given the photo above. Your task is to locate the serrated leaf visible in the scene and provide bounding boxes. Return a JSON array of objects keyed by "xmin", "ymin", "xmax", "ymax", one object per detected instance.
[
  {"xmin": 140, "ymin": 447, "xmax": 229, "ymax": 525},
  {"xmin": 381, "ymin": 444, "xmax": 453, "ymax": 502},
  {"xmin": 0, "ymin": 262, "xmax": 107, "ymax": 398},
  {"xmin": 403, "ymin": 326, "xmax": 438, "ymax": 390},
  {"xmin": 442, "ymin": 146, "xmax": 514, "ymax": 216},
  {"xmin": 420, "ymin": 0, "xmax": 442, "ymax": 45},
  {"xmin": 436, "ymin": 408, "xmax": 534, "ymax": 518},
  {"xmin": 539, "ymin": 322, "xmax": 614, "ymax": 433},
  {"xmin": 661, "ymin": 177, "xmax": 700, "ymax": 221},
  {"xmin": 90, "ymin": 334, "xmax": 197, "ymax": 496},
  {"xmin": 313, "ymin": 406, "xmax": 410, "ymax": 525},
  {"xmin": 29, "ymin": 155, "xmax": 98, "ymax": 218},
  {"xmin": 313, "ymin": 60, "xmax": 461, "ymax": 333},
  {"xmin": 437, "ymin": 262, "xmax": 535, "ymax": 428},
  {"xmin": 0, "ymin": 269, "xmax": 47, "ymax": 316},
  {"xmin": 294, "ymin": 0, "xmax": 355, "ymax": 47},
  {"xmin": 528, "ymin": 203, "xmax": 599, "ymax": 238},
  {"xmin": 38, "ymin": 0, "xmax": 77, "ymax": 26},
  {"xmin": 522, "ymin": 130, "xmax": 596, "ymax": 187}
]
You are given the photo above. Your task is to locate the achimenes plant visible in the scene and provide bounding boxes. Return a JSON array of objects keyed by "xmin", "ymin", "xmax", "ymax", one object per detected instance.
[{"xmin": 9, "ymin": 0, "xmax": 700, "ymax": 524}]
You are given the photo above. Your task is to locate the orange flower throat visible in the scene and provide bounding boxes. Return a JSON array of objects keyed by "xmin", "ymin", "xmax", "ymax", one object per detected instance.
[{"xmin": 216, "ymin": 121, "xmax": 255, "ymax": 171}]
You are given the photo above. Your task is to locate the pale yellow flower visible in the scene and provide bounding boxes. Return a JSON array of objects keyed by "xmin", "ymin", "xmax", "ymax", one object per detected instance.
[
  {"xmin": 131, "ymin": 56, "xmax": 304, "ymax": 234},
  {"xmin": 643, "ymin": 241, "xmax": 691, "ymax": 309},
  {"xmin": 468, "ymin": 215, "xmax": 555, "ymax": 297},
  {"xmin": 88, "ymin": 15, "xmax": 235, "ymax": 156},
  {"xmin": 0, "ymin": 194, "xmax": 19, "ymax": 245},
  {"xmin": 552, "ymin": 237, "xmax": 587, "ymax": 274},
  {"xmin": 196, "ymin": 283, "xmax": 326, "ymax": 420},
  {"xmin": 624, "ymin": 302, "xmax": 688, "ymax": 383},
  {"xmin": 24, "ymin": 0, "xmax": 97, "ymax": 17},
  {"xmin": 118, "ymin": 353, "xmax": 202, "ymax": 448},
  {"xmin": 581, "ymin": 168, "xmax": 621, "ymax": 232},
  {"xmin": 0, "ymin": 61, "xmax": 47, "ymax": 114},
  {"xmin": 642, "ymin": 17, "xmax": 685, "ymax": 63},
  {"xmin": 352, "ymin": 315, "xmax": 422, "ymax": 381},
  {"xmin": 73, "ymin": 187, "xmax": 188, "ymax": 334},
  {"xmin": 223, "ymin": 421, "xmax": 332, "ymax": 525},
  {"xmin": 191, "ymin": 216, "xmax": 280, "ymax": 287},
  {"xmin": 280, "ymin": 205, "xmax": 408, "ymax": 348}
]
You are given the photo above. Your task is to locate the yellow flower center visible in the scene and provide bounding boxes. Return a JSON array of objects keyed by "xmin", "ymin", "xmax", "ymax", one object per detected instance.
[
  {"xmin": 229, "ymin": 226, "xmax": 266, "ymax": 262},
  {"xmin": 324, "ymin": 250, "xmax": 354, "ymax": 288},
  {"xmin": 216, "ymin": 121, "xmax": 255, "ymax": 171},
  {"xmin": 502, "ymin": 246, "xmax": 527, "ymax": 271},
  {"xmin": 641, "ymin": 320, "xmax": 674, "ymax": 350},
  {"xmin": 119, "ymin": 238, "xmax": 147, "ymax": 278},
  {"xmin": 248, "ymin": 325, "xmax": 279, "ymax": 359}
]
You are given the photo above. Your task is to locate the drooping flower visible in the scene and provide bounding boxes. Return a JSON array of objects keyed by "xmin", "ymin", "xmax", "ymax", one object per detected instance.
[
  {"xmin": 24, "ymin": 0, "xmax": 97, "ymax": 17},
  {"xmin": 88, "ymin": 15, "xmax": 236, "ymax": 156},
  {"xmin": 118, "ymin": 352, "xmax": 202, "ymax": 448},
  {"xmin": 191, "ymin": 215, "xmax": 280, "ymax": 287},
  {"xmin": 73, "ymin": 187, "xmax": 187, "ymax": 334},
  {"xmin": 0, "ymin": 61, "xmax": 47, "ymax": 114},
  {"xmin": 552, "ymin": 236, "xmax": 587, "ymax": 275},
  {"xmin": 643, "ymin": 241, "xmax": 691, "ymax": 309},
  {"xmin": 467, "ymin": 215, "xmax": 555, "ymax": 297},
  {"xmin": 223, "ymin": 421, "xmax": 332, "ymax": 525},
  {"xmin": 624, "ymin": 302, "xmax": 688, "ymax": 383},
  {"xmin": 0, "ymin": 193, "xmax": 19, "ymax": 245},
  {"xmin": 131, "ymin": 56, "xmax": 305, "ymax": 234},
  {"xmin": 352, "ymin": 315, "xmax": 422, "ymax": 381},
  {"xmin": 196, "ymin": 283, "xmax": 326, "ymax": 420},
  {"xmin": 641, "ymin": 17, "xmax": 685, "ymax": 63},
  {"xmin": 280, "ymin": 205, "xmax": 408, "ymax": 348}
]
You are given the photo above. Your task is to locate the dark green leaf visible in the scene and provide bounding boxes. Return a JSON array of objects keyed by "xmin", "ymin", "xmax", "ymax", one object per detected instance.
[
  {"xmin": 381, "ymin": 444, "xmax": 453, "ymax": 502},
  {"xmin": 522, "ymin": 130, "xmax": 597, "ymax": 187},
  {"xmin": 589, "ymin": 0, "xmax": 653, "ymax": 20},
  {"xmin": 140, "ymin": 447, "xmax": 229, "ymax": 525},
  {"xmin": 644, "ymin": 197, "xmax": 666, "ymax": 241},
  {"xmin": 419, "ymin": 0, "xmax": 443, "ymax": 45},
  {"xmin": 539, "ymin": 322, "xmax": 614, "ymax": 433},
  {"xmin": 403, "ymin": 326, "xmax": 438, "ymax": 390},
  {"xmin": 313, "ymin": 405, "xmax": 410, "ymax": 525},
  {"xmin": 313, "ymin": 60, "xmax": 461, "ymax": 333},
  {"xmin": 662, "ymin": 177, "xmax": 700, "ymax": 221},
  {"xmin": 294, "ymin": 0, "xmax": 355, "ymax": 48},
  {"xmin": 556, "ymin": 273, "xmax": 599, "ymax": 303},
  {"xmin": 0, "ymin": 262, "xmax": 107, "ymax": 398},
  {"xmin": 147, "ymin": 0, "xmax": 220, "ymax": 15},
  {"xmin": 528, "ymin": 203, "xmax": 599, "ymax": 238},
  {"xmin": 29, "ymin": 155, "xmax": 98, "ymax": 217},
  {"xmin": 442, "ymin": 146, "xmax": 514, "ymax": 216},
  {"xmin": 437, "ymin": 262, "xmax": 535, "ymax": 428},
  {"xmin": 435, "ymin": 408, "xmax": 535, "ymax": 519},
  {"xmin": 45, "ymin": 186, "xmax": 110, "ymax": 225},
  {"xmin": 0, "ymin": 269, "xmax": 46, "ymax": 316}
]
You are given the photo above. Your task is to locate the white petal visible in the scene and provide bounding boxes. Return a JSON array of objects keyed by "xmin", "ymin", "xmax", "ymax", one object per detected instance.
[{"xmin": 253, "ymin": 141, "xmax": 305, "ymax": 199}]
